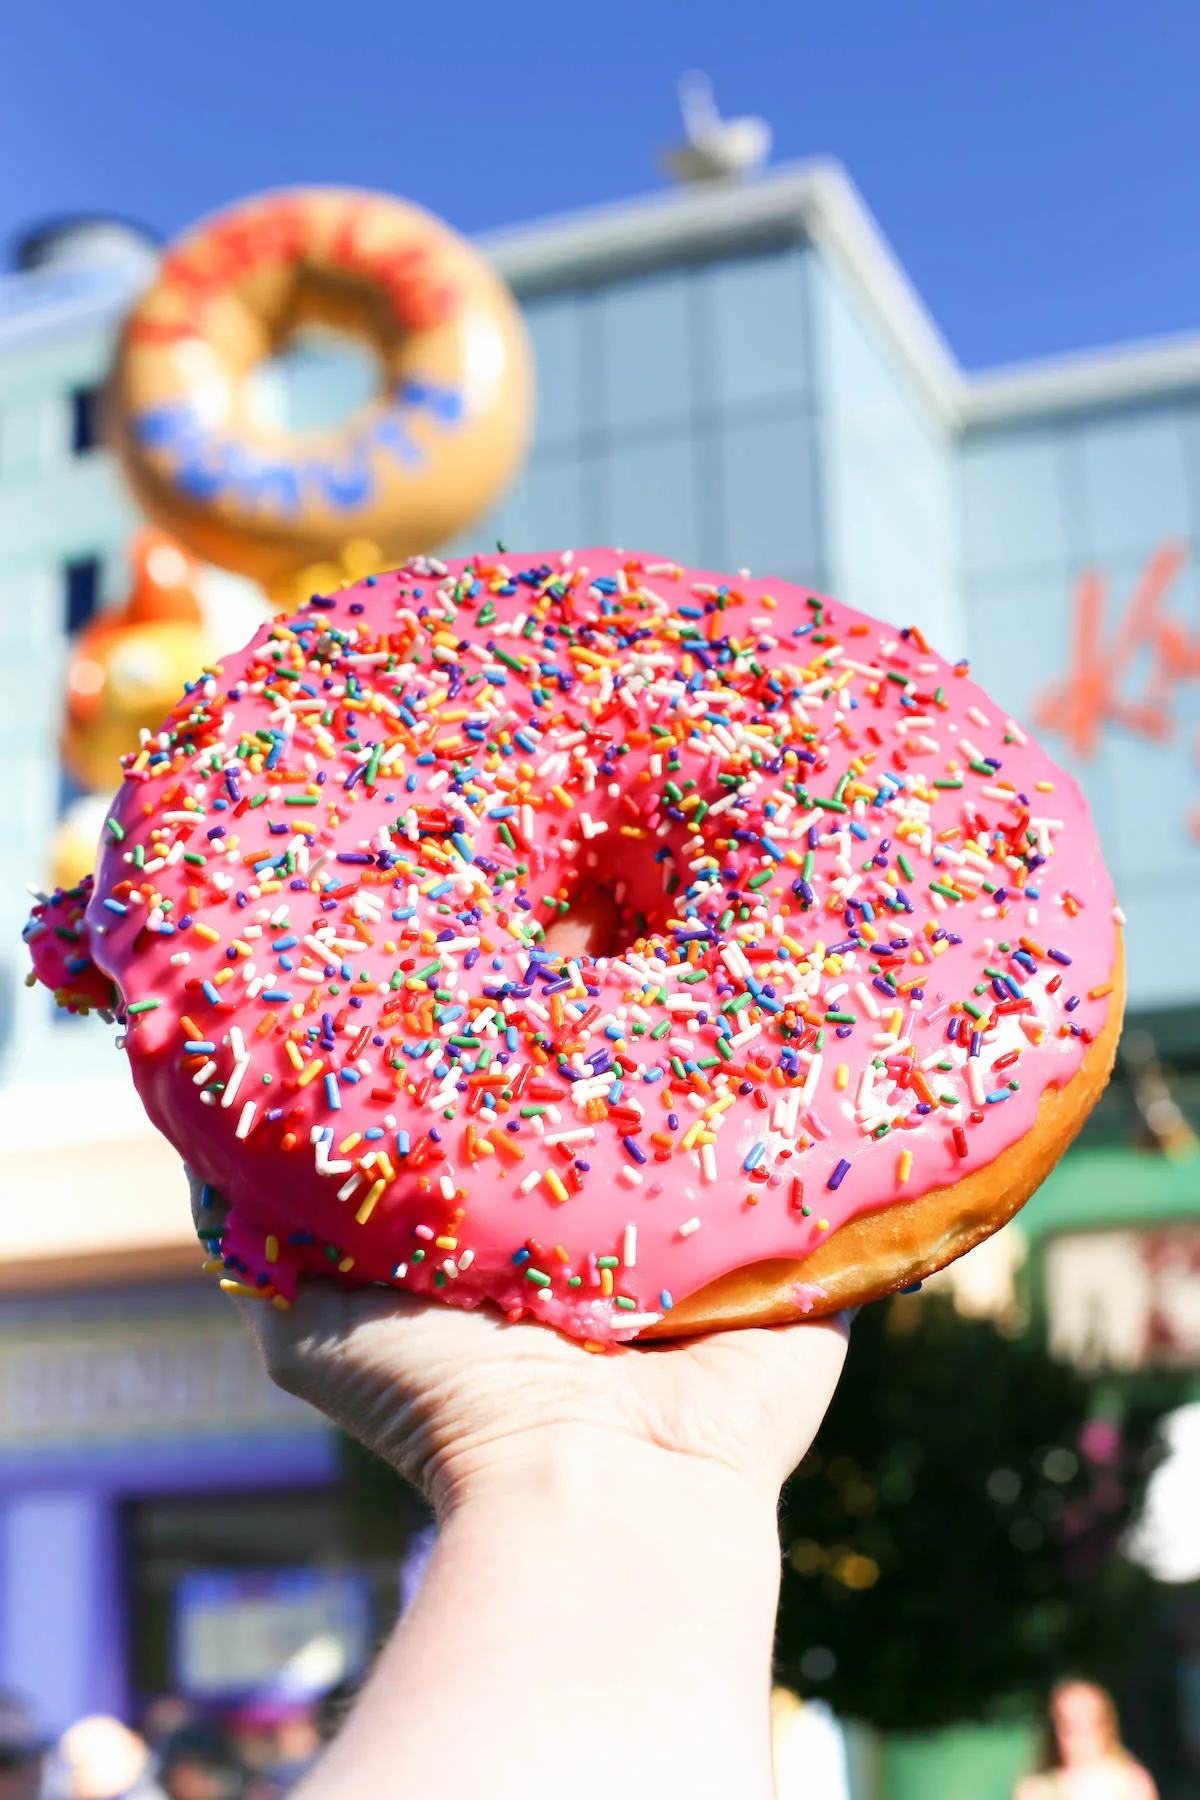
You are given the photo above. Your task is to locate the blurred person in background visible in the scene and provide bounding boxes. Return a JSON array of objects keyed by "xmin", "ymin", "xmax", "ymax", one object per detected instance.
[
  {"xmin": 156, "ymin": 1729, "xmax": 242, "ymax": 1800},
  {"xmin": 137, "ymin": 1707, "xmax": 194, "ymax": 1760},
  {"xmin": 770, "ymin": 1687, "xmax": 850, "ymax": 1800},
  {"xmin": 226, "ymin": 1704, "xmax": 318, "ymax": 1800},
  {"xmin": 0, "ymin": 1692, "xmax": 47, "ymax": 1800},
  {"xmin": 51, "ymin": 1718, "xmax": 163, "ymax": 1800},
  {"xmin": 1016, "ymin": 1679, "xmax": 1157, "ymax": 1800}
]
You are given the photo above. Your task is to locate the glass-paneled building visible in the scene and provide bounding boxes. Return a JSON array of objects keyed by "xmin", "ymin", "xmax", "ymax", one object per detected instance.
[{"xmin": 1, "ymin": 162, "xmax": 1198, "ymax": 1728}]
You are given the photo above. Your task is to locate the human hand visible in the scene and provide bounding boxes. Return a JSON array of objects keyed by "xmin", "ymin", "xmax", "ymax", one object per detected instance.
[{"xmin": 190, "ymin": 1170, "xmax": 847, "ymax": 1514}]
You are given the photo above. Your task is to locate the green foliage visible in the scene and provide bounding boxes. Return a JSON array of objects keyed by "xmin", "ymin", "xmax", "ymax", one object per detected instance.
[{"xmin": 775, "ymin": 1294, "xmax": 1182, "ymax": 1732}]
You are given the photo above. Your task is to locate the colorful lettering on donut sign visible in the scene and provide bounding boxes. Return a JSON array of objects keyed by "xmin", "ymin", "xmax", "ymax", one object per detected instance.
[
  {"xmin": 124, "ymin": 195, "xmax": 455, "ymax": 347},
  {"xmin": 131, "ymin": 377, "xmax": 465, "ymax": 519},
  {"xmin": 1033, "ymin": 541, "xmax": 1200, "ymax": 838}
]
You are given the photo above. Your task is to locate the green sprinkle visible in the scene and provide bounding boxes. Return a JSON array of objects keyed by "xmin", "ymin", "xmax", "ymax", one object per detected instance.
[
  {"xmin": 105, "ymin": 818, "xmax": 124, "ymax": 840},
  {"xmin": 126, "ymin": 999, "xmax": 162, "ymax": 1015}
]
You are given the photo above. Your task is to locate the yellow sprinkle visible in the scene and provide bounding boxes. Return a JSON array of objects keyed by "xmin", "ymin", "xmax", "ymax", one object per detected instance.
[
  {"xmin": 545, "ymin": 1169, "xmax": 570, "ymax": 1204},
  {"xmin": 297, "ymin": 1057, "xmax": 325, "ymax": 1088},
  {"xmin": 551, "ymin": 784, "xmax": 574, "ymax": 809},
  {"xmin": 338, "ymin": 1256, "xmax": 355, "ymax": 1272},
  {"xmin": 836, "ymin": 1064, "xmax": 849, "ymax": 1090},
  {"xmin": 816, "ymin": 1218, "xmax": 830, "ymax": 1232},
  {"xmin": 338, "ymin": 1133, "xmax": 362, "ymax": 1153},
  {"xmin": 600, "ymin": 1266, "xmax": 614, "ymax": 1296},
  {"xmin": 284, "ymin": 1040, "xmax": 305, "ymax": 1072},
  {"xmin": 356, "ymin": 1178, "xmax": 386, "ymax": 1223},
  {"xmin": 272, "ymin": 1295, "xmax": 292, "ymax": 1311},
  {"xmin": 265, "ymin": 1235, "xmax": 279, "ymax": 1263},
  {"xmin": 898, "ymin": 1149, "xmax": 913, "ymax": 1184},
  {"xmin": 220, "ymin": 1278, "xmax": 261, "ymax": 1299},
  {"xmin": 887, "ymin": 1009, "xmax": 903, "ymax": 1035},
  {"xmin": 434, "ymin": 1235, "xmax": 458, "ymax": 1250},
  {"xmin": 193, "ymin": 923, "xmax": 221, "ymax": 943}
]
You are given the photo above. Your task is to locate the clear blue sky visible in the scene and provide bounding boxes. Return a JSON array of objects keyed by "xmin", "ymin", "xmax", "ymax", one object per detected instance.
[{"xmin": 3, "ymin": 0, "xmax": 1195, "ymax": 370}]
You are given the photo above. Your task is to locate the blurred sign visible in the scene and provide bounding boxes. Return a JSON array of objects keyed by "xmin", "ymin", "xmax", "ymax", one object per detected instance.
[
  {"xmin": 175, "ymin": 1569, "xmax": 372, "ymax": 1699},
  {"xmin": 1033, "ymin": 541, "xmax": 1200, "ymax": 839},
  {"xmin": 0, "ymin": 1313, "xmax": 314, "ymax": 1445},
  {"xmin": 1044, "ymin": 1221, "xmax": 1200, "ymax": 1369}
]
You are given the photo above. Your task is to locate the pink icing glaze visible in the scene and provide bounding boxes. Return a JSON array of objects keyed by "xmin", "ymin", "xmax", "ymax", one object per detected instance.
[{"xmin": 22, "ymin": 550, "xmax": 1117, "ymax": 1344}]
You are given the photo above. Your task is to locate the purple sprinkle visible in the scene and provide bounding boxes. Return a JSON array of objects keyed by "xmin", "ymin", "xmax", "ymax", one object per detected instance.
[{"xmin": 827, "ymin": 1158, "xmax": 851, "ymax": 1191}]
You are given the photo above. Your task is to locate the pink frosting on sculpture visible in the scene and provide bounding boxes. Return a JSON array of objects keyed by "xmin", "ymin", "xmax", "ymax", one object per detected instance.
[{"xmin": 23, "ymin": 550, "xmax": 1118, "ymax": 1344}]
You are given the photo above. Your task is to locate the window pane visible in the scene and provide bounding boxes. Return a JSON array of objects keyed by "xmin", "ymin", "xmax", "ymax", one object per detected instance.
[
  {"xmin": 704, "ymin": 249, "xmax": 811, "ymax": 411},
  {"xmin": 602, "ymin": 434, "xmax": 701, "ymax": 566},
  {"xmin": 71, "ymin": 386, "xmax": 101, "ymax": 456},
  {"xmin": 716, "ymin": 412, "xmax": 821, "ymax": 579},
  {"xmin": 595, "ymin": 271, "xmax": 693, "ymax": 434},
  {"xmin": 524, "ymin": 295, "xmax": 585, "ymax": 450},
  {"xmin": 64, "ymin": 557, "xmax": 101, "ymax": 634}
]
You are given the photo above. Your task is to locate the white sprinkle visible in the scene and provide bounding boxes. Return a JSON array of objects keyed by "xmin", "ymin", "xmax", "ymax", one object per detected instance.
[
  {"xmin": 518, "ymin": 1170, "xmax": 543, "ymax": 1194},
  {"xmin": 235, "ymin": 1102, "xmax": 256, "ymax": 1140},
  {"xmin": 678, "ymin": 1217, "xmax": 701, "ymax": 1237},
  {"xmin": 622, "ymin": 1224, "xmax": 637, "ymax": 1268}
]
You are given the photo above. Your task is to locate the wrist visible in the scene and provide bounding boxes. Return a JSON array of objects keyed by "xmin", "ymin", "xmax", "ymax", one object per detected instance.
[{"xmin": 434, "ymin": 1416, "xmax": 782, "ymax": 1529}]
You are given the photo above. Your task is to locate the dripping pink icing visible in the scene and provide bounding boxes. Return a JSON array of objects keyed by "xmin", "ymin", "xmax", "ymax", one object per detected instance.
[{"xmin": 22, "ymin": 550, "xmax": 1117, "ymax": 1344}]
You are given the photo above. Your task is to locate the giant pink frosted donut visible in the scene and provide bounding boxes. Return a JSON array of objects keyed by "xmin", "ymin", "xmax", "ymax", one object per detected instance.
[{"xmin": 24, "ymin": 550, "xmax": 1122, "ymax": 1345}]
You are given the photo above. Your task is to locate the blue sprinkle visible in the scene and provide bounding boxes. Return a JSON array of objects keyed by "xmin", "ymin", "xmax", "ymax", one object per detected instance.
[
  {"xmin": 660, "ymin": 1291, "xmax": 674, "ymax": 1309},
  {"xmin": 183, "ymin": 1040, "xmax": 216, "ymax": 1055},
  {"xmin": 743, "ymin": 1141, "xmax": 767, "ymax": 1171},
  {"xmin": 324, "ymin": 1073, "xmax": 341, "ymax": 1110}
]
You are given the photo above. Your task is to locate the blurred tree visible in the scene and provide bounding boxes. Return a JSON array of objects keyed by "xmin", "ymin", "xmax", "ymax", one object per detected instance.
[{"xmin": 775, "ymin": 1294, "xmax": 1183, "ymax": 1732}]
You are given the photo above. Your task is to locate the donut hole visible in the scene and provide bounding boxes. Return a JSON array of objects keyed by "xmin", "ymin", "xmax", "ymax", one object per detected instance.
[
  {"xmin": 246, "ymin": 321, "xmax": 383, "ymax": 433},
  {"xmin": 540, "ymin": 885, "xmax": 623, "ymax": 960}
]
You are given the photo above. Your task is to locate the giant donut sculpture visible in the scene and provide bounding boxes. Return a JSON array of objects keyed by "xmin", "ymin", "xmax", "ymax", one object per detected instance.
[{"xmin": 109, "ymin": 188, "xmax": 533, "ymax": 599}]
